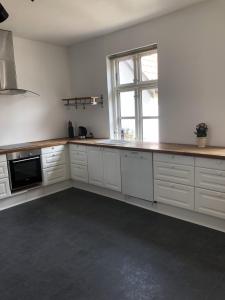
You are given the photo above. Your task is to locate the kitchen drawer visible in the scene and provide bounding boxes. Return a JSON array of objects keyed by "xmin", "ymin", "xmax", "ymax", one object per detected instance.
[
  {"xmin": 42, "ymin": 165, "xmax": 67, "ymax": 185},
  {"xmin": 71, "ymin": 164, "xmax": 88, "ymax": 183},
  {"xmin": 154, "ymin": 153, "xmax": 194, "ymax": 166},
  {"xmin": 0, "ymin": 178, "xmax": 11, "ymax": 200},
  {"xmin": 195, "ymin": 188, "xmax": 225, "ymax": 219},
  {"xmin": 41, "ymin": 145, "xmax": 65, "ymax": 154},
  {"xmin": 121, "ymin": 150, "xmax": 152, "ymax": 161},
  {"xmin": 42, "ymin": 151, "xmax": 65, "ymax": 168},
  {"xmin": 195, "ymin": 157, "xmax": 225, "ymax": 171},
  {"xmin": 154, "ymin": 180, "xmax": 194, "ymax": 210},
  {"xmin": 0, "ymin": 155, "xmax": 6, "ymax": 163},
  {"xmin": 69, "ymin": 144, "xmax": 87, "ymax": 152},
  {"xmin": 195, "ymin": 167, "xmax": 225, "ymax": 193},
  {"xmin": 154, "ymin": 161, "xmax": 194, "ymax": 186},
  {"xmin": 0, "ymin": 162, "xmax": 9, "ymax": 179},
  {"xmin": 70, "ymin": 149, "xmax": 87, "ymax": 165}
]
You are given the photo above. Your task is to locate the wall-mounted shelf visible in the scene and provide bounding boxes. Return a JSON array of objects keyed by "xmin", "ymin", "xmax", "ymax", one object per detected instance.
[{"xmin": 62, "ymin": 95, "xmax": 103, "ymax": 109}]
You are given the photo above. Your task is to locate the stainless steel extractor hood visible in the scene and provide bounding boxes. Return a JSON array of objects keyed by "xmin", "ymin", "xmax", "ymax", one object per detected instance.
[{"xmin": 0, "ymin": 29, "xmax": 39, "ymax": 96}]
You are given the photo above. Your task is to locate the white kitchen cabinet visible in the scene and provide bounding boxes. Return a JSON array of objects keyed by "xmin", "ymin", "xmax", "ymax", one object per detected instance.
[
  {"xmin": 195, "ymin": 188, "xmax": 225, "ymax": 219},
  {"xmin": 43, "ymin": 165, "xmax": 67, "ymax": 186},
  {"xmin": 0, "ymin": 162, "xmax": 9, "ymax": 180},
  {"xmin": 41, "ymin": 146, "xmax": 68, "ymax": 186},
  {"xmin": 71, "ymin": 164, "xmax": 88, "ymax": 183},
  {"xmin": 195, "ymin": 167, "xmax": 225, "ymax": 193},
  {"xmin": 154, "ymin": 161, "xmax": 194, "ymax": 186},
  {"xmin": 0, "ymin": 155, "xmax": 6, "ymax": 163},
  {"xmin": 70, "ymin": 149, "xmax": 87, "ymax": 165},
  {"xmin": 41, "ymin": 151, "xmax": 65, "ymax": 168},
  {"xmin": 195, "ymin": 157, "xmax": 225, "ymax": 171},
  {"xmin": 154, "ymin": 153, "xmax": 194, "ymax": 166},
  {"xmin": 0, "ymin": 178, "xmax": 11, "ymax": 200},
  {"xmin": 121, "ymin": 151, "xmax": 153, "ymax": 201},
  {"xmin": 87, "ymin": 147, "xmax": 104, "ymax": 186},
  {"xmin": 103, "ymin": 148, "xmax": 121, "ymax": 192},
  {"xmin": 154, "ymin": 180, "xmax": 194, "ymax": 210}
]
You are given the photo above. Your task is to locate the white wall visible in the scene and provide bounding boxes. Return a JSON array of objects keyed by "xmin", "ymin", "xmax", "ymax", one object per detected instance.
[
  {"xmin": 0, "ymin": 37, "xmax": 71, "ymax": 146},
  {"xmin": 69, "ymin": 0, "xmax": 225, "ymax": 146}
]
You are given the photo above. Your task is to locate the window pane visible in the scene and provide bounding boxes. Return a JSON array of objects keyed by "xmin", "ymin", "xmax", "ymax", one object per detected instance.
[
  {"xmin": 121, "ymin": 119, "xmax": 135, "ymax": 140},
  {"xmin": 141, "ymin": 52, "xmax": 158, "ymax": 81},
  {"xmin": 143, "ymin": 119, "xmax": 159, "ymax": 143},
  {"xmin": 142, "ymin": 88, "xmax": 158, "ymax": 117},
  {"xmin": 120, "ymin": 91, "xmax": 135, "ymax": 117},
  {"xmin": 118, "ymin": 58, "xmax": 134, "ymax": 85}
]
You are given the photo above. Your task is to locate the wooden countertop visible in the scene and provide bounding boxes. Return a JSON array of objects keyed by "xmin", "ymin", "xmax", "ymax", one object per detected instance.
[{"xmin": 1, "ymin": 137, "xmax": 225, "ymax": 159}]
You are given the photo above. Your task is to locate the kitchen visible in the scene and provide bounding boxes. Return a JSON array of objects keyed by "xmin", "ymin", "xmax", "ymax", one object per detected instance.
[{"xmin": 0, "ymin": 0, "xmax": 225, "ymax": 299}]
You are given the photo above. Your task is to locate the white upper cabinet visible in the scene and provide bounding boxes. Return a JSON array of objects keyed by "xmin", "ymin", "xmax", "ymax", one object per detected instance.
[
  {"xmin": 87, "ymin": 147, "xmax": 104, "ymax": 187},
  {"xmin": 103, "ymin": 148, "xmax": 121, "ymax": 192},
  {"xmin": 121, "ymin": 151, "xmax": 153, "ymax": 201}
]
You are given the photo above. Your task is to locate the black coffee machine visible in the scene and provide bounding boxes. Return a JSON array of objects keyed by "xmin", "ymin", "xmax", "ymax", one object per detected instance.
[{"xmin": 78, "ymin": 126, "xmax": 87, "ymax": 139}]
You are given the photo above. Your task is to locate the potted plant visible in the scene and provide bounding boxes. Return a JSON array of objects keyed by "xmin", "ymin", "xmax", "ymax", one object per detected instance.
[{"xmin": 194, "ymin": 123, "xmax": 208, "ymax": 148}]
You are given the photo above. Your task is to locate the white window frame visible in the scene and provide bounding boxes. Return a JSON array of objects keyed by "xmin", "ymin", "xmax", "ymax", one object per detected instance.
[{"xmin": 110, "ymin": 46, "xmax": 158, "ymax": 141}]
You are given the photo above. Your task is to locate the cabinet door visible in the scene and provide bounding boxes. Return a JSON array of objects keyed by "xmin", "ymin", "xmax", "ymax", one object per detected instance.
[
  {"xmin": 195, "ymin": 188, "xmax": 225, "ymax": 219},
  {"xmin": 121, "ymin": 151, "xmax": 153, "ymax": 201},
  {"xmin": 0, "ymin": 178, "xmax": 11, "ymax": 199},
  {"xmin": 87, "ymin": 147, "xmax": 104, "ymax": 186},
  {"xmin": 42, "ymin": 151, "xmax": 65, "ymax": 168},
  {"xmin": 154, "ymin": 161, "xmax": 194, "ymax": 186},
  {"xmin": 71, "ymin": 164, "xmax": 88, "ymax": 183},
  {"xmin": 103, "ymin": 149, "xmax": 121, "ymax": 192},
  {"xmin": 70, "ymin": 150, "xmax": 87, "ymax": 165},
  {"xmin": 195, "ymin": 167, "xmax": 225, "ymax": 193},
  {"xmin": 154, "ymin": 180, "xmax": 194, "ymax": 210},
  {"xmin": 0, "ymin": 162, "xmax": 9, "ymax": 179},
  {"xmin": 42, "ymin": 165, "xmax": 67, "ymax": 185}
]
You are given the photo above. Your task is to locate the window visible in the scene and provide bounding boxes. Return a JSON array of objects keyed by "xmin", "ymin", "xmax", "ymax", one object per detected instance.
[{"xmin": 110, "ymin": 46, "xmax": 158, "ymax": 142}]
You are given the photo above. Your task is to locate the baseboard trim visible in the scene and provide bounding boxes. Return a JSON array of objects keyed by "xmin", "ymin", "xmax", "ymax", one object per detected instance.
[
  {"xmin": 0, "ymin": 180, "xmax": 73, "ymax": 211},
  {"xmin": 72, "ymin": 180, "xmax": 225, "ymax": 233}
]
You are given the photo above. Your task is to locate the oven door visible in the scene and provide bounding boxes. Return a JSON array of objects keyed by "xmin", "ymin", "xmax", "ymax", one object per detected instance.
[{"xmin": 8, "ymin": 156, "xmax": 42, "ymax": 192}]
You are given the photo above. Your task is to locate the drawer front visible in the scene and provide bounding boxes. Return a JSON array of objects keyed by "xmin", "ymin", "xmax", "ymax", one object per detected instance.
[
  {"xmin": 41, "ymin": 145, "xmax": 65, "ymax": 154},
  {"xmin": 195, "ymin": 167, "xmax": 225, "ymax": 193},
  {"xmin": 195, "ymin": 188, "xmax": 225, "ymax": 219},
  {"xmin": 43, "ymin": 165, "xmax": 66, "ymax": 185},
  {"xmin": 154, "ymin": 161, "xmax": 194, "ymax": 186},
  {"xmin": 70, "ymin": 150, "xmax": 87, "ymax": 165},
  {"xmin": 195, "ymin": 157, "xmax": 225, "ymax": 171},
  {"xmin": 154, "ymin": 180, "xmax": 194, "ymax": 210},
  {"xmin": 0, "ymin": 162, "xmax": 9, "ymax": 179},
  {"xmin": 69, "ymin": 144, "xmax": 87, "ymax": 152},
  {"xmin": 154, "ymin": 153, "xmax": 194, "ymax": 166},
  {"xmin": 71, "ymin": 164, "xmax": 88, "ymax": 183},
  {"xmin": 42, "ymin": 151, "xmax": 65, "ymax": 168},
  {"xmin": 0, "ymin": 178, "xmax": 11, "ymax": 199},
  {"xmin": 0, "ymin": 155, "xmax": 6, "ymax": 163}
]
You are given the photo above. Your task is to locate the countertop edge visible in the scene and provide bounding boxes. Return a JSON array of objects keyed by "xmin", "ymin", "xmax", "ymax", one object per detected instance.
[{"xmin": 1, "ymin": 138, "xmax": 225, "ymax": 159}]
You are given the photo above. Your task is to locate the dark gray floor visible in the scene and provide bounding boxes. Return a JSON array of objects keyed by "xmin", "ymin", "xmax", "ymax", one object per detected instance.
[{"xmin": 0, "ymin": 188, "xmax": 225, "ymax": 300}]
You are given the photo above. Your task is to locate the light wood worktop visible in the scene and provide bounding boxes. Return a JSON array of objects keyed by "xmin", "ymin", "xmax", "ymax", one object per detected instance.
[{"xmin": 1, "ymin": 138, "xmax": 225, "ymax": 159}]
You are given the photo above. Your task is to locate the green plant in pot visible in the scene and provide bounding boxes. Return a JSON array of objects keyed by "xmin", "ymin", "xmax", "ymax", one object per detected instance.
[{"xmin": 194, "ymin": 123, "xmax": 208, "ymax": 148}]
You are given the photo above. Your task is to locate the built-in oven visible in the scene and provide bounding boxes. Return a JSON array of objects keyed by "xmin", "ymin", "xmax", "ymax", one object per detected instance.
[{"xmin": 7, "ymin": 149, "xmax": 42, "ymax": 193}]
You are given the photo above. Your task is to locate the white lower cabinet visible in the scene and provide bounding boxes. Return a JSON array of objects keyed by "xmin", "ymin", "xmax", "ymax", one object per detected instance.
[
  {"xmin": 195, "ymin": 188, "xmax": 225, "ymax": 219},
  {"xmin": 0, "ymin": 178, "xmax": 11, "ymax": 200},
  {"xmin": 71, "ymin": 164, "xmax": 88, "ymax": 183},
  {"xmin": 121, "ymin": 151, "xmax": 153, "ymax": 201},
  {"xmin": 87, "ymin": 147, "xmax": 121, "ymax": 191},
  {"xmin": 42, "ymin": 146, "xmax": 68, "ymax": 186},
  {"xmin": 103, "ymin": 148, "xmax": 121, "ymax": 192},
  {"xmin": 0, "ymin": 162, "xmax": 9, "ymax": 180},
  {"xmin": 43, "ymin": 165, "xmax": 67, "ymax": 185},
  {"xmin": 154, "ymin": 180, "xmax": 194, "ymax": 210},
  {"xmin": 87, "ymin": 147, "xmax": 104, "ymax": 187},
  {"xmin": 195, "ymin": 167, "xmax": 225, "ymax": 193}
]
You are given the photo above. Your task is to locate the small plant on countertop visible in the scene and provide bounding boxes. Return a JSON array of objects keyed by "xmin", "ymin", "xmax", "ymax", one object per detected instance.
[
  {"xmin": 194, "ymin": 123, "xmax": 208, "ymax": 137},
  {"xmin": 194, "ymin": 123, "xmax": 208, "ymax": 148}
]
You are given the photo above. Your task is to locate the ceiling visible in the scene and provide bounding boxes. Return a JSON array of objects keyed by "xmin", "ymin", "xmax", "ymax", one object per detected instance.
[{"xmin": 0, "ymin": 0, "xmax": 207, "ymax": 46}]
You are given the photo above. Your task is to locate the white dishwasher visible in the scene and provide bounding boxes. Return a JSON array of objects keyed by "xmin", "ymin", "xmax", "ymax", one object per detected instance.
[{"xmin": 121, "ymin": 150, "xmax": 153, "ymax": 201}]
